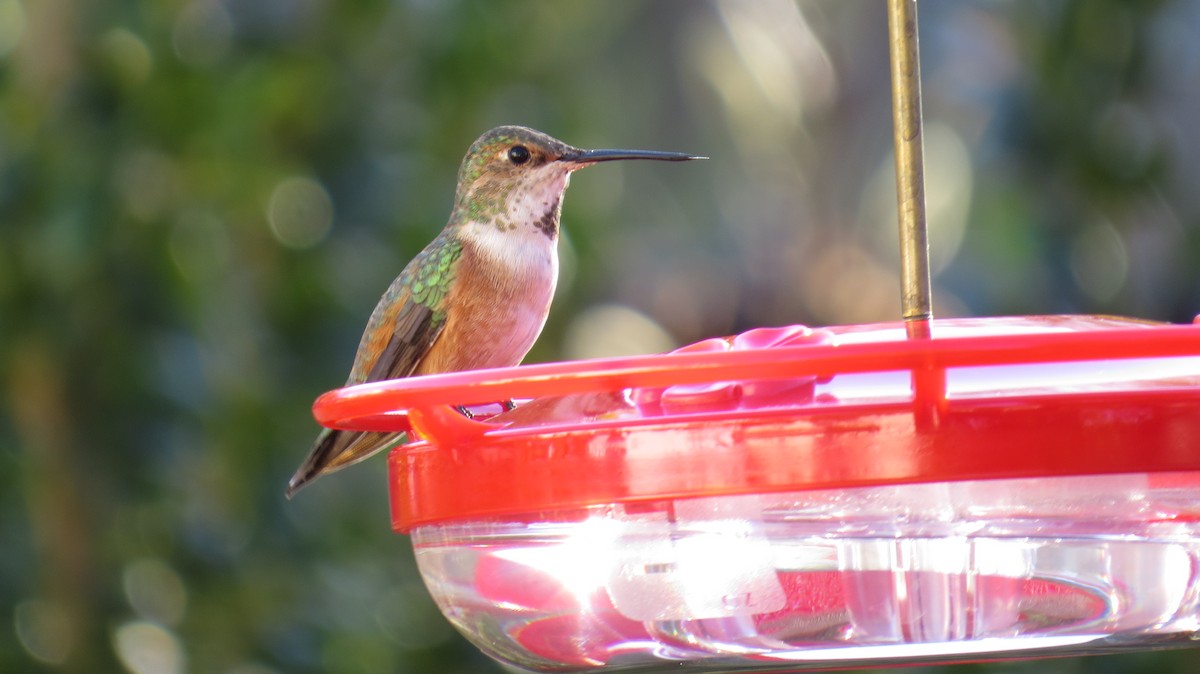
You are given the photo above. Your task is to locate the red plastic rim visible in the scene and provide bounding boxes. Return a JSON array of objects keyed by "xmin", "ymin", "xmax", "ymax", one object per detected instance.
[{"xmin": 309, "ymin": 316, "xmax": 1200, "ymax": 531}]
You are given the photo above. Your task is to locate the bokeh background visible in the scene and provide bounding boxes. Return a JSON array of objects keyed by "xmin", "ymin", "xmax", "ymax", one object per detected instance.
[{"xmin": 4, "ymin": 0, "xmax": 1200, "ymax": 672}]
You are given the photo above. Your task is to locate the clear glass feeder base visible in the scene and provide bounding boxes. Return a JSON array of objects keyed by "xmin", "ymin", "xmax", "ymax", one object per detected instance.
[{"xmin": 412, "ymin": 473, "xmax": 1200, "ymax": 672}]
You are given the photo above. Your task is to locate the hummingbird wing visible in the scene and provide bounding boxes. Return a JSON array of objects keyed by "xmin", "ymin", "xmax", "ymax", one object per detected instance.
[
  {"xmin": 286, "ymin": 301, "xmax": 446, "ymax": 497},
  {"xmin": 352, "ymin": 235, "xmax": 461, "ymax": 384},
  {"xmin": 286, "ymin": 237, "xmax": 463, "ymax": 498},
  {"xmin": 360, "ymin": 293, "xmax": 444, "ymax": 382}
]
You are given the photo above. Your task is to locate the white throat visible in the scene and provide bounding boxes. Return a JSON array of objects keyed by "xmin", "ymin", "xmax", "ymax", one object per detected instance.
[
  {"xmin": 462, "ymin": 217, "xmax": 560, "ymax": 271},
  {"xmin": 464, "ymin": 166, "xmax": 568, "ymax": 266}
]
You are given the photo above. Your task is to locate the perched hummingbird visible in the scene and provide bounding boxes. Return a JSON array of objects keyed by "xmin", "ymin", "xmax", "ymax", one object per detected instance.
[{"xmin": 286, "ymin": 125, "xmax": 703, "ymax": 497}]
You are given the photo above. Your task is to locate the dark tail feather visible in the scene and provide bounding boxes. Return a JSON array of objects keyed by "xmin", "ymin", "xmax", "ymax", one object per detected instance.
[
  {"xmin": 286, "ymin": 428, "xmax": 343, "ymax": 499},
  {"xmin": 285, "ymin": 428, "xmax": 403, "ymax": 499}
]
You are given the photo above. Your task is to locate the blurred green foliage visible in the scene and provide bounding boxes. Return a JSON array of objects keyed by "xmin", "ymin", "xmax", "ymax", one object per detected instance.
[{"xmin": 2, "ymin": 1, "xmax": 1199, "ymax": 673}]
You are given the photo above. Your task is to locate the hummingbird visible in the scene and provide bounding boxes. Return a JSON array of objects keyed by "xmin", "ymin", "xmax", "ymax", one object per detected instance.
[{"xmin": 286, "ymin": 125, "xmax": 703, "ymax": 497}]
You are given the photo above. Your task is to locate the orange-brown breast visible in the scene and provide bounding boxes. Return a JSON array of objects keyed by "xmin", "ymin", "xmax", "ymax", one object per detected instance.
[{"xmin": 415, "ymin": 239, "xmax": 555, "ymax": 375}]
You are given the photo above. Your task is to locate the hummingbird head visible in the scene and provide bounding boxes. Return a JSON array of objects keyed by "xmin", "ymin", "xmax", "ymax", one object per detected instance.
[{"xmin": 452, "ymin": 125, "xmax": 702, "ymax": 239}]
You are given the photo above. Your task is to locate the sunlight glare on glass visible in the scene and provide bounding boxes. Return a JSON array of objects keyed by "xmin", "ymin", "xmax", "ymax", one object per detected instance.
[{"xmin": 492, "ymin": 517, "xmax": 623, "ymax": 607}]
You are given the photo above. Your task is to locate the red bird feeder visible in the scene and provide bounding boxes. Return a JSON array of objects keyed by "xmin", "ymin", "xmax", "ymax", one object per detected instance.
[
  {"xmin": 315, "ymin": 316, "xmax": 1200, "ymax": 671},
  {"xmin": 309, "ymin": 0, "xmax": 1200, "ymax": 670}
]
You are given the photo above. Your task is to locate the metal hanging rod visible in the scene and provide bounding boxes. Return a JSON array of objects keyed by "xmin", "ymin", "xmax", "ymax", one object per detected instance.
[{"xmin": 886, "ymin": 0, "xmax": 933, "ymax": 325}]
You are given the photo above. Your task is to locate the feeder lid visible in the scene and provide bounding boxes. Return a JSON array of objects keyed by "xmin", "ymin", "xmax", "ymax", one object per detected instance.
[{"xmin": 311, "ymin": 315, "xmax": 1200, "ymax": 531}]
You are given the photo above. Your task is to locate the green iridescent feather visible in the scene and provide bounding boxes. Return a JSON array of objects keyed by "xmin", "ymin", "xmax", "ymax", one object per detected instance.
[
  {"xmin": 405, "ymin": 234, "xmax": 462, "ymax": 321},
  {"xmin": 346, "ymin": 234, "xmax": 463, "ymax": 384}
]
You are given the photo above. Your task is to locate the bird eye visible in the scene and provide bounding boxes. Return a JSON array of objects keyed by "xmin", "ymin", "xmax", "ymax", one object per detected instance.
[{"xmin": 508, "ymin": 145, "xmax": 531, "ymax": 165}]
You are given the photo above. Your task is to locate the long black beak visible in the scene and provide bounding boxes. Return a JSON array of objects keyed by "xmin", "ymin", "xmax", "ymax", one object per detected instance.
[{"xmin": 560, "ymin": 148, "xmax": 707, "ymax": 163}]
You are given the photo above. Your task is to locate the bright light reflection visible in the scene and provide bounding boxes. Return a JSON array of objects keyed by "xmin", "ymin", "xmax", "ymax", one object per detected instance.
[
  {"xmin": 759, "ymin": 634, "xmax": 1102, "ymax": 661},
  {"xmin": 950, "ymin": 357, "xmax": 1200, "ymax": 395},
  {"xmin": 491, "ymin": 517, "xmax": 623, "ymax": 607},
  {"xmin": 671, "ymin": 522, "xmax": 786, "ymax": 619},
  {"xmin": 113, "ymin": 621, "xmax": 185, "ymax": 674}
]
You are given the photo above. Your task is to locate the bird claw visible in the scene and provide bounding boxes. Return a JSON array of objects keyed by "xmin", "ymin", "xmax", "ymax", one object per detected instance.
[{"xmin": 454, "ymin": 400, "xmax": 517, "ymax": 419}]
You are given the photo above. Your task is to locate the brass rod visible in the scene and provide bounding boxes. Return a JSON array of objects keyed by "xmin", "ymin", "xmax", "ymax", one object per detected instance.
[{"xmin": 886, "ymin": 0, "xmax": 933, "ymax": 323}]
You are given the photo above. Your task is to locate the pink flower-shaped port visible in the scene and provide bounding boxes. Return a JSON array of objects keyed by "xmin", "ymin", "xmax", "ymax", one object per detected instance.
[{"xmin": 634, "ymin": 325, "xmax": 835, "ymax": 415}]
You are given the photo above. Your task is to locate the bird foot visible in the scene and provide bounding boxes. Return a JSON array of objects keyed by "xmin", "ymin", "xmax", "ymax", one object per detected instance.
[{"xmin": 454, "ymin": 400, "xmax": 517, "ymax": 419}]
